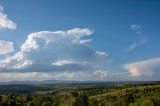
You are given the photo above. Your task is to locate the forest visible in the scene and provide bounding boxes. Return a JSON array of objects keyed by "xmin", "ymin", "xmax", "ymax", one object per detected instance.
[{"xmin": 0, "ymin": 81, "xmax": 160, "ymax": 106}]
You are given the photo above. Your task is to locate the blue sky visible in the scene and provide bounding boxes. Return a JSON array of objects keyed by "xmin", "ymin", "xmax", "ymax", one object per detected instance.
[{"xmin": 0, "ymin": 0, "xmax": 160, "ymax": 81}]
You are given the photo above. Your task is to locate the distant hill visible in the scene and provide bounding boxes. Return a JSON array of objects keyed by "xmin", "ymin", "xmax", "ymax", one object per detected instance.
[{"xmin": 0, "ymin": 80, "xmax": 157, "ymax": 85}]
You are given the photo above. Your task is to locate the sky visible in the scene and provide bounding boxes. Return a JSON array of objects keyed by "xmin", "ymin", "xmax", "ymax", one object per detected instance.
[{"xmin": 0, "ymin": 0, "xmax": 160, "ymax": 81}]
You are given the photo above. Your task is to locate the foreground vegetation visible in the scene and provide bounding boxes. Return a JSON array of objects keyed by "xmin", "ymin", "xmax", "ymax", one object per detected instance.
[{"xmin": 0, "ymin": 81, "xmax": 160, "ymax": 106}]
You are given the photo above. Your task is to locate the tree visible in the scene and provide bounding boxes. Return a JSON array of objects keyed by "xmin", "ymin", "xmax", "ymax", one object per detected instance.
[
  {"xmin": 27, "ymin": 101, "xmax": 34, "ymax": 106},
  {"xmin": 141, "ymin": 100, "xmax": 154, "ymax": 106},
  {"xmin": 42, "ymin": 101, "xmax": 48, "ymax": 106},
  {"xmin": 74, "ymin": 94, "xmax": 88, "ymax": 106}
]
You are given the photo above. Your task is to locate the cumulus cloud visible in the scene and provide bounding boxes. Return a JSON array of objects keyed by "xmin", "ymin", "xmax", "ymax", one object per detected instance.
[
  {"xmin": 0, "ymin": 28, "xmax": 109, "ymax": 75},
  {"xmin": 0, "ymin": 5, "xmax": 16, "ymax": 30},
  {"xmin": 0, "ymin": 52, "xmax": 33, "ymax": 69},
  {"xmin": 0, "ymin": 5, "xmax": 15, "ymax": 55},
  {"xmin": 0, "ymin": 41, "xmax": 14, "ymax": 54},
  {"xmin": 93, "ymin": 70, "xmax": 110, "ymax": 79},
  {"xmin": 2, "ymin": 70, "xmax": 120, "ymax": 82},
  {"xmin": 0, "ymin": 71, "xmax": 81, "ymax": 82},
  {"xmin": 20, "ymin": 28, "xmax": 93, "ymax": 52},
  {"xmin": 123, "ymin": 57, "xmax": 160, "ymax": 77}
]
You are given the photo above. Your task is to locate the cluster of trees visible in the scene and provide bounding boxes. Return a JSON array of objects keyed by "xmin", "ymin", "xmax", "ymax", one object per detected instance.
[
  {"xmin": 0, "ymin": 94, "xmax": 54, "ymax": 106},
  {"xmin": 0, "ymin": 93, "xmax": 89, "ymax": 106},
  {"xmin": 89, "ymin": 85, "xmax": 160, "ymax": 106}
]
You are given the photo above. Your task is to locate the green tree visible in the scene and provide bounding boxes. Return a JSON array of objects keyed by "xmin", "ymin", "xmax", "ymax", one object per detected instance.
[
  {"xmin": 141, "ymin": 100, "xmax": 154, "ymax": 106},
  {"xmin": 27, "ymin": 101, "xmax": 34, "ymax": 106},
  {"xmin": 74, "ymin": 94, "xmax": 88, "ymax": 106},
  {"xmin": 42, "ymin": 101, "xmax": 47, "ymax": 106}
]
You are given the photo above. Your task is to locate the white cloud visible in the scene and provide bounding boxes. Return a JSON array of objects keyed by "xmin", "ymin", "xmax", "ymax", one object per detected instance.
[
  {"xmin": 0, "ymin": 70, "xmax": 132, "ymax": 82},
  {"xmin": 0, "ymin": 28, "xmax": 111, "ymax": 81},
  {"xmin": 12, "ymin": 60, "xmax": 33, "ymax": 69},
  {"xmin": 128, "ymin": 36, "xmax": 147, "ymax": 51},
  {"xmin": 0, "ymin": 28, "xmax": 108, "ymax": 72},
  {"xmin": 52, "ymin": 59, "xmax": 87, "ymax": 66},
  {"xmin": 0, "ymin": 71, "xmax": 82, "ymax": 82},
  {"xmin": 0, "ymin": 51, "xmax": 33, "ymax": 69},
  {"xmin": 79, "ymin": 39, "xmax": 92, "ymax": 44},
  {"xmin": 52, "ymin": 60, "xmax": 77, "ymax": 66},
  {"xmin": 96, "ymin": 51, "xmax": 109, "ymax": 57},
  {"xmin": 0, "ymin": 5, "xmax": 16, "ymax": 30},
  {"xmin": 131, "ymin": 24, "xmax": 142, "ymax": 30},
  {"xmin": 67, "ymin": 28, "xmax": 93, "ymax": 36},
  {"xmin": 128, "ymin": 24, "xmax": 147, "ymax": 51},
  {"xmin": 0, "ymin": 41, "xmax": 14, "ymax": 54},
  {"xmin": 20, "ymin": 28, "xmax": 93, "ymax": 52},
  {"xmin": 128, "ymin": 42, "xmax": 137, "ymax": 51},
  {"xmin": 93, "ymin": 70, "xmax": 110, "ymax": 79},
  {"xmin": 123, "ymin": 57, "xmax": 160, "ymax": 77},
  {"xmin": 0, "ymin": 5, "xmax": 3, "ymax": 12}
]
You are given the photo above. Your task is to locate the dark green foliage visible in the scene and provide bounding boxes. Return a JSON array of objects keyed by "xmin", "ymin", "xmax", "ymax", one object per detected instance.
[{"xmin": 74, "ymin": 94, "xmax": 88, "ymax": 106}]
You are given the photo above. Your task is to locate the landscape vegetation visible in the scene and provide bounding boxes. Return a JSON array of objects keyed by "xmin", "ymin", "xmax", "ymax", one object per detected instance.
[{"xmin": 0, "ymin": 81, "xmax": 160, "ymax": 106}]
